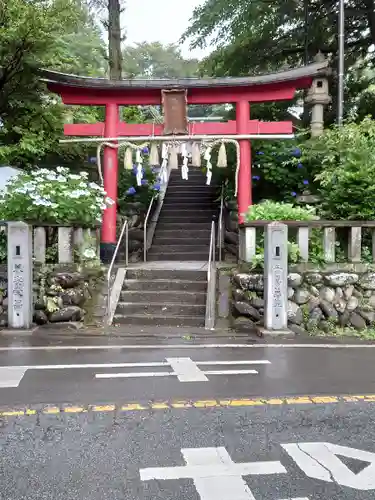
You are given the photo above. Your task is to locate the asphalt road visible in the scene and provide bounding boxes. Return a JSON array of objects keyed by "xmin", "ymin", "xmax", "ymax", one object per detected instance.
[{"xmin": 1, "ymin": 340, "xmax": 375, "ymax": 499}]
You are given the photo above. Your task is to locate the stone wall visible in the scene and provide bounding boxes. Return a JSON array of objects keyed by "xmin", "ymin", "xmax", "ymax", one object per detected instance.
[
  {"xmin": 33, "ymin": 265, "xmax": 105, "ymax": 326},
  {"xmin": 232, "ymin": 269, "xmax": 375, "ymax": 334},
  {"xmin": 0, "ymin": 264, "xmax": 105, "ymax": 328}
]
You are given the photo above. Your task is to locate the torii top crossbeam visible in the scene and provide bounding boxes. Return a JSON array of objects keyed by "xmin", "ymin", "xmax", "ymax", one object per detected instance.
[{"xmin": 41, "ymin": 59, "xmax": 329, "ymax": 261}]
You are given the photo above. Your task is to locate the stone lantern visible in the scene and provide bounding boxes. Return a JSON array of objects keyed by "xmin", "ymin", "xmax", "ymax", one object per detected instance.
[{"xmin": 305, "ymin": 52, "xmax": 331, "ymax": 137}]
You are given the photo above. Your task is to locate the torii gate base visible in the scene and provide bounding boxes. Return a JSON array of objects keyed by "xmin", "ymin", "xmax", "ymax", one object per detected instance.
[{"xmin": 42, "ymin": 60, "xmax": 329, "ymax": 262}]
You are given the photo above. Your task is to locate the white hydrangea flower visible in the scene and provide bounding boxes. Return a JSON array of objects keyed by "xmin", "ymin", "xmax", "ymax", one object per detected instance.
[
  {"xmin": 69, "ymin": 174, "xmax": 82, "ymax": 180},
  {"xmin": 68, "ymin": 189, "xmax": 89, "ymax": 198},
  {"xmin": 57, "ymin": 166, "xmax": 68, "ymax": 174},
  {"xmin": 105, "ymin": 197, "xmax": 115, "ymax": 205},
  {"xmin": 83, "ymin": 248, "xmax": 96, "ymax": 259},
  {"xmin": 89, "ymin": 182, "xmax": 103, "ymax": 191}
]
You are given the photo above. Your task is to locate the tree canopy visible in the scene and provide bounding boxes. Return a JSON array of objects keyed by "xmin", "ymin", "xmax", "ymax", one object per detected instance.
[
  {"xmin": 122, "ymin": 42, "xmax": 199, "ymax": 78},
  {"xmin": 0, "ymin": 0, "xmax": 106, "ymax": 167},
  {"xmin": 182, "ymin": 0, "xmax": 375, "ymax": 122}
]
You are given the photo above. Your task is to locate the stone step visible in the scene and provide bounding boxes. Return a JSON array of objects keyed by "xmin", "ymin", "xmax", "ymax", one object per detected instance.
[
  {"xmin": 154, "ymin": 229, "xmax": 210, "ymax": 238},
  {"xmin": 116, "ymin": 302, "xmax": 206, "ymax": 316},
  {"xmin": 148, "ymin": 251, "xmax": 209, "ymax": 261},
  {"xmin": 155, "ymin": 222, "xmax": 212, "ymax": 230},
  {"xmin": 152, "ymin": 237, "xmax": 209, "ymax": 246},
  {"xmin": 169, "ymin": 172, "xmax": 206, "ymax": 178},
  {"xmin": 123, "ymin": 278, "xmax": 207, "ymax": 292},
  {"xmin": 166, "ymin": 185, "xmax": 217, "ymax": 191},
  {"xmin": 160, "ymin": 207, "xmax": 217, "ymax": 214},
  {"xmin": 162, "ymin": 203, "xmax": 215, "ymax": 210},
  {"xmin": 113, "ymin": 314, "xmax": 205, "ymax": 327},
  {"xmin": 164, "ymin": 191, "xmax": 216, "ymax": 198},
  {"xmin": 168, "ymin": 181, "xmax": 215, "ymax": 189},
  {"xmin": 157, "ymin": 216, "xmax": 213, "ymax": 223},
  {"xmin": 126, "ymin": 269, "xmax": 207, "ymax": 280},
  {"xmin": 159, "ymin": 212, "xmax": 214, "ymax": 219},
  {"xmin": 120, "ymin": 290, "xmax": 206, "ymax": 304},
  {"xmin": 149, "ymin": 244, "xmax": 210, "ymax": 254}
]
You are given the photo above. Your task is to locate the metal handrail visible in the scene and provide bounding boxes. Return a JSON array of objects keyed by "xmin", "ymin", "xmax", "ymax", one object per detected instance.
[
  {"xmin": 205, "ymin": 220, "xmax": 216, "ymax": 330},
  {"xmin": 106, "ymin": 218, "xmax": 129, "ymax": 323},
  {"xmin": 144, "ymin": 195, "xmax": 155, "ymax": 262},
  {"xmin": 218, "ymin": 184, "xmax": 224, "ymax": 262}
]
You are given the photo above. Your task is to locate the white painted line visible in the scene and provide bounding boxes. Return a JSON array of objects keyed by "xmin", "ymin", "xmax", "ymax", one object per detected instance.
[
  {"xmin": 140, "ymin": 446, "xmax": 286, "ymax": 500},
  {"xmin": 167, "ymin": 357, "xmax": 208, "ymax": 382},
  {"xmin": 96, "ymin": 372, "xmax": 172, "ymax": 379},
  {"xmin": 94, "ymin": 369, "xmax": 260, "ymax": 380},
  {"xmin": 1, "ymin": 343, "xmax": 374, "ymax": 351},
  {"xmin": 203, "ymin": 369, "xmax": 258, "ymax": 376},
  {"xmin": 0, "ymin": 366, "xmax": 27, "ymax": 388},
  {"xmin": 0, "ymin": 362, "xmax": 169, "ymax": 370},
  {"xmin": 197, "ymin": 360, "xmax": 271, "ymax": 366}
]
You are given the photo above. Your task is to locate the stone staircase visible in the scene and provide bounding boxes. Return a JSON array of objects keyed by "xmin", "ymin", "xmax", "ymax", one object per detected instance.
[
  {"xmin": 147, "ymin": 169, "xmax": 218, "ymax": 261},
  {"xmin": 112, "ymin": 168, "xmax": 219, "ymax": 328},
  {"xmin": 113, "ymin": 268, "xmax": 207, "ymax": 326}
]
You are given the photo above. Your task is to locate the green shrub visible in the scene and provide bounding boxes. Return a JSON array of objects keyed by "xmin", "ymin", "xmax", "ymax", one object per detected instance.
[{"xmin": 302, "ymin": 117, "xmax": 375, "ymax": 220}]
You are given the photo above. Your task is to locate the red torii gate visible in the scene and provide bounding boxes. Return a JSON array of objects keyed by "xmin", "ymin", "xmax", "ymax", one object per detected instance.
[{"xmin": 41, "ymin": 60, "xmax": 329, "ymax": 261}]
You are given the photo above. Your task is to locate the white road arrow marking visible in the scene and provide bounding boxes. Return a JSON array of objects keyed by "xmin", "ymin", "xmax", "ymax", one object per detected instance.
[
  {"xmin": 0, "ymin": 366, "xmax": 28, "ymax": 387},
  {"xmin": 140, "ymin": 446, "xmax": 286, "ymax": 500},
  {"xmin": 282, "ymin": 442, "xmax": 375, "ymax": 490}
]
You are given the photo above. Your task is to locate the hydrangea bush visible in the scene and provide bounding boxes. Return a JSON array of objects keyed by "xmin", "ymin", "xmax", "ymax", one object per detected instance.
[
  {"xmin": 117, "ymin": 156, "xmax": 161, "ymax": 215},
  {"xmin": 0, "ymin": 167, "xmax": 113, "ymax": 224}
]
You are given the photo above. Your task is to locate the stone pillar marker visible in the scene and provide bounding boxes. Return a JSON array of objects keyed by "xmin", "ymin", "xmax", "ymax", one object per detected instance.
[
  {"xmin": 258, "ymin": 222, "xmax": 292, "ymax": 336},
  {"xmin": 7, "ymin": 222, "xmax": 33, "ymax": 329}
]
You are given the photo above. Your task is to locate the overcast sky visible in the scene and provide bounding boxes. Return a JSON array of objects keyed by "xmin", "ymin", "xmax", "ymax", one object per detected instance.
[{"xmin": 124, "ymin": 0, "xmax": 211, "ymax": 59}]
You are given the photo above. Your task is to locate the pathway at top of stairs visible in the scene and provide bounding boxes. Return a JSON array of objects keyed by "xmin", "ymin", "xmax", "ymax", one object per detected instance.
[{"xmin": 147, "ymin": 169, "xmax": 218, "ymax": 262}]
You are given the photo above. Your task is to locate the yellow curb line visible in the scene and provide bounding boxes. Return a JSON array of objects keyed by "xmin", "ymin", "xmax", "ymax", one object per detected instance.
[{"xmin": 1, "ymin": 394, "xmax": 374, "ymax": 417}]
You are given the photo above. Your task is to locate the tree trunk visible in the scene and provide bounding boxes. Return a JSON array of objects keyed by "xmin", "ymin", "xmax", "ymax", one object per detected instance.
[{"xmin": 108, "ymin": 0, "xmax": 122, "ymax": 80}]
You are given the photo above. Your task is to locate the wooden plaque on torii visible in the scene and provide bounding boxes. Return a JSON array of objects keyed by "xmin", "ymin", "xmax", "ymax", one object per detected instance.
[{"xmin": 162, "ymin": 89, "xmax": 188, "ymax": 135}]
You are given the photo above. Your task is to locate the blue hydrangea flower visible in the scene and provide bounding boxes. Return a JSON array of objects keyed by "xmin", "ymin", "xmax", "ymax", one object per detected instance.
[
  {"xmin": 141, "ymin": 179, "xmax": 148, "ymax": 185},
  {"xmin": 142, "ymin": 146, "xmax": 149, "ymax": 155},
  {"xmin": 132, "ymin": 165, "xmax": 145, "ymax": 176},
  {"xmin": 303, "ymin": 179, "xmax": 309, "ymax": 185},
  {"xmin": 126, "ymin": 187, "xmax": 136, "ymax": 195},
  {"xmin": 152, "ymin": 183, "xmax": 161, "ymax": 191},
  {"xmin": 291, "ymin": 191, "xmax": 297, "ymax": 197},
  {"xmin": 88, "ymin": 157, "xmax": 97, "ymax": 164},
  {"xmin": 297, "ymin": 163, "xmax": 303, "ymax": 169},
  {"xmin": 252, "ymin": 175, "xmax": 260, "ymax": 181},
  {"xmin": 256, "ymin": 151, "xmax": 264, "ymax": 155},
  {"xmin": 292, "ymin": 147, "xmax": 301, "ymax": 158}
]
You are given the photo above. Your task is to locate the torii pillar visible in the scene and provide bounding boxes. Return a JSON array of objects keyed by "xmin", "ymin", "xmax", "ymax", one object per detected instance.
[
  {"xmin": 236, "ymin": 99, "xmax": 252, "ymax": 220},
  {"xmin": 101, "ymin": 103, "xmax": 119, "ymax": 262}
]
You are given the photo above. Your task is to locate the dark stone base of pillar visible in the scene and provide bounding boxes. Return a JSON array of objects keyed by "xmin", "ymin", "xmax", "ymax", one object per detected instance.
[{"xmin": 100, "ymin": 242, "xmax": 116, "ymax": 264}]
